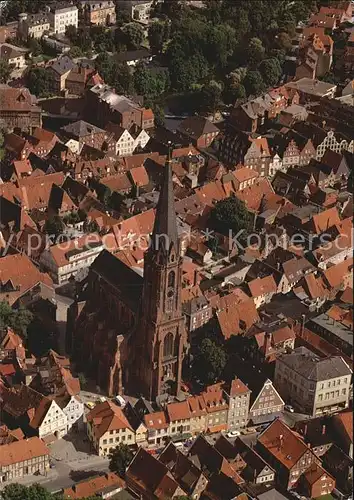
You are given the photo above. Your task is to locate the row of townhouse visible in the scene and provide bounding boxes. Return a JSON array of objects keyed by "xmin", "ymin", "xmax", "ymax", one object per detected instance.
[{"xmin": 86, "ymin": 377, "xmax": 287, "ymax": 456}]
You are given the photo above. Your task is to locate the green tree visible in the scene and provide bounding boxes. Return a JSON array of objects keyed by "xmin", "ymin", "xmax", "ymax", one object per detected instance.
[
  {"xmin": 0, "ymin": 60, "xmax": 11, "ymax": 83},
  {"xmin": 43, "ymin": 215, "xmax": 64, "ymax": 240},
  {"xmin": 200, "ymin": 80, "xmax": 223, "ymax": 115},
  {"xmin": 69, "ymin": 45, "xmax": 84, "ymax": 58},
  {"xmin": 0, "ymin": 301, "xmax": 33, "ymax": 339},
  {"xmin": 259, "ymin": 58, "xmax": 282, "ymax": 87},
  {"xmin": 209, "ymin": 196, "xmax": 252, "ymax": 237},
  {"xmin": 246, "ymin": 37, "xmax": 265, "ymax": 67},
  {"xmin": 109, "ymin": 443, "xmax": 134, "ymax": 477},
  {"xmin": 122, "ymin": 23, "xmax": 144, "ymax": 49},
  {"xmin": 148, "ymin": 20, "xmax": 170, "ymax": 54},
  {"xmin": 63, "ymin": 210, "xmax": 81, "ymax": 225},
  {"xmin": 243, "ymin": 70, "xmax": 265, "ymax": 96},
  {"xmin": 133, "ymin": 63, "xmax": 169, "ymax": 98},
  {"xmin": 194, "ymin": 338, "xmax": 227, "ymax": 385},
  {"xmin": 65, "ymin": 24, "xmax": 78, "ymax": 41},
  {"xmin": 28, "ymin": 37, "xmax": 42, "ymax": 57},
  {"xmin": 26, "ymin": 67, "xmax": 54, "ymax": 98},
  {"xmin": 83, "ymin": 219, "xmax": 99, "ymax": 233},
  {"xmin": 1, "ymin": 482, "xmax": 100, "ymax": 499},
  {"xmin": 95, "ymin": 53, "xmax": 133, "ymax": 93},
  {"xmin": 2, "ymin": 0, "xmax": 42, "ymax": 22},
  {"xmin": 153, "ymin": 104, "xmax": 165, "ymax": 127}
]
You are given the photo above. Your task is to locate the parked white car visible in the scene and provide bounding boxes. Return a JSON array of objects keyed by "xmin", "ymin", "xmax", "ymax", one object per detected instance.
[
  {"xmin": 227, "ymin": 430, "xmax": 241, "ymax": 438},
  {"xmin": 115, "ymin": 395, "xmax": 126, "ymax": 408}
]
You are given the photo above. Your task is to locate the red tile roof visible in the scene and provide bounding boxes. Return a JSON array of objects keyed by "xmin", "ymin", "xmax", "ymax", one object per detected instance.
[
  {"xmin": 303, "ymin": 463, "xmax": 334, "ymax": 487},
  {"xmin": 63, "ymin": 472, "xmax": 124, "ymax": 499},
  {"xmin": 0, "ymin": 253, "xmax": 53, "ymax": 306},
  {"xmin": 167, "ymin": 401, "xmax": 192, "ymax": 422},
  {"xmin": 0, "ymin": 437, "xmax": 49, "ymax": 467},
  {"xmin": 248, "ymin": 275, "xmax": 277, "ymax": 298},
  {"xmin": 216, "ymin": 299, "xmax": 260, "ymax": 339},
  {"xmin": 312, "ymin": 207, "xmax": 341, "ymax": 234},
  {"xmin": 13, "ymin": 159, "xmax": 32, "ymax": 178},
  {"xmin": 236, "ymin": 178, "xmax": 274, "ymax": 212},
  {"xmin": 48, "ymin": 233, "xmax": 102, "ymax": 267},
  {"xmin": 18, "ymin": 172, "xmax": 65, "ymax": 210},
  {"xmin": 323, "ymin": 257, "xmax": 353, "ymax": 289},
  {"xmin": 129, "ymin": 165, "xmax": 149, "ymax": 187},
  {"xmin": 229, "ymin": 378, "xmax": 250, "ymax": 397},
  {"xmin": 233, "ymin": 167, "xmax": 259, "ymax": 184},
  {"xmin": 86, "ymin": 401, "xmax": 132, "ymax": 439},
  {"xmin": 333, "ymin": 410, "xmax": 353, "ymax": 443},
  {"xmin": 187, "ymin": 395, "xmax": 207, "ymax": 417},
  {"xmin": 258, "ymin": 418, "xmax": 314, "ymax": 470},
  {"xmin": 144, "ymin": 411, "xmax": 168, "ymax": 430}
]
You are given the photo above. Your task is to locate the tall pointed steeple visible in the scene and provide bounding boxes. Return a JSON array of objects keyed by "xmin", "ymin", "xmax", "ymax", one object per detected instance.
[{"xmin": 151, "ymin": 145, "xmax": 178, "ymax": 252}]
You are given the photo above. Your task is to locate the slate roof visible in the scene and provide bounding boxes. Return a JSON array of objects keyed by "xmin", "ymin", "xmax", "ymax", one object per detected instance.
[
  {"xmin": 90, "ymin": 249, "xmax": 143, "ymax": 309},
  {"xmin": 178, "ymin": 116, "xmax": 219, "ymax": 139},
  {"xmin": 61, "ymin": 120, "xmax": 105, "ymax": 138},
  {"xmin": 277, "ymin": 346, "xmax": 352, "ymax": 381},
  {"xmin": 49, "ymin": 55, "xmax": 76, "ymax": 75}
]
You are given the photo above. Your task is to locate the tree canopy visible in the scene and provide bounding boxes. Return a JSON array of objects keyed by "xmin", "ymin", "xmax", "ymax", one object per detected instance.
[
  {"xmin": 194, "ymin": 338, "xmax": 227, "ymax": 385},
  {"xmin": 1, "ymin": 482, "xmax": 100, "ymax": 499},
  {"xmin": 209, "ymin": 196, "xmax": 253, "ymax": 237},
  {"xmin": 109, "ymin": 443, "xmax": 134, "ymax": 477},
  {"xmin": 0, "ymin": 60, "xmax": 11, "ymax": 84},
  {"xmin": 26, "ymin": 67, "xmax": 55, "ymax": 98},
  {"xmin": 0, "ymin": 301, "xmax": 33, "ymax": 339}
]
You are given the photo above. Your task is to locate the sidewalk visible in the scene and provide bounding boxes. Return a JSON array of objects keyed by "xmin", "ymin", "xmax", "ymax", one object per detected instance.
[{"xmin": 0, "ymin": 469, "xmax": 59, "ymax": 490}]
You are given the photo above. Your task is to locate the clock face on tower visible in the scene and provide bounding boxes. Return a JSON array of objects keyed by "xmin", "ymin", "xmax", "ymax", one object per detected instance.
[{"xmin": 167, "ymin": 290, "xmax": 174, "ymax": 298}]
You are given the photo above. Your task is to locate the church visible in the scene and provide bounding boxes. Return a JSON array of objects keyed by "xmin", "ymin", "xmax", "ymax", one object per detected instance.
[{"xmin": 69, "ymin": 152, "xmax": 188, "ymax": 402}]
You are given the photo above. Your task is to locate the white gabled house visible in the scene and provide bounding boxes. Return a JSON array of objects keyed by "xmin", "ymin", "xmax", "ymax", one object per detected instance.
[
  {"xmin": 61, "ymin": 395, "xmax": 84, "ymax": 431},
  {"xmin": 30, "ymin": 398, "xmax": 68, "ymax": 439}
]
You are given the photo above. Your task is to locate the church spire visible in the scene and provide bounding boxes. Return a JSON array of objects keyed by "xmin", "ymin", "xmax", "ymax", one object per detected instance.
[{"xmin": 151, "ymin": 144, "xmax": 178, "ymax": 252}]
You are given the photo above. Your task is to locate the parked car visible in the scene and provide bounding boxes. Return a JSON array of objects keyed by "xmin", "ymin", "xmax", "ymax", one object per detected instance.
[
  {"xmin": 285, "ymin": 404, "xmax": 295, "ymax": 413},
  {"xmin": 227, "ymin": 430, "xmax": 241, "ymax": 438},
  {"xmin": 85, "ymin": 401, "xmax": 95, "ymax": 409},
  {"xmin": 115, "ymin": 395, "xmax": 126, "ymax": 408}
]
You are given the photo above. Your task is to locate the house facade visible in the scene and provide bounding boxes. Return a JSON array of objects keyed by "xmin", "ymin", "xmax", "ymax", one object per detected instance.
[
  {"xmin": 0, "ymin": 86, "xmax": 42, "ymax": 133},
  {"xmin": 257, "ymin": 419, "xmax": 320, "ymax": 490},
  {"xmin": 34, "ymin": 399, "xmax": 68, "ymax": 439},
  {"xmin": 249, "ymin": 379, "xmax": 284, "ymax": 425},
  {"xmin": 274, "ymin": 347, "xmax": 352, "ymax": 416},
  {"xmin": 82, "ymin": 0, "xmax": 116, "ymax": 25},
  {"xmin": 0, "ymin": 437, "xmax": 49, "ymax": 483},
  {"xmin": 49, "ymin": 5, "xmax": 78, "ymax": 34},
  {"xmin": 225, "ymin": 378, "xmax": 251, "ymax": 430},
  {"xmin": 86, "ymin": 401, "xmax": 135, "ymax": 456},
  {"xmin": 18, "ymin": 12, "xmax": 50, "ymax": 39},
  {"xmin": 62, "ymin": 395, "xmax": 84, "ymax": 431}
]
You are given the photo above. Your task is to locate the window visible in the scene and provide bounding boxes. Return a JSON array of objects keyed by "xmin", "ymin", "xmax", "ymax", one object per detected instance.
[
  {"xmin": 168, "ymin": 271, "xmax": 175, "ymax": 287},
  {"xmin": 163, "ymin": 332, "xmax": 174, "ymax": 359}
]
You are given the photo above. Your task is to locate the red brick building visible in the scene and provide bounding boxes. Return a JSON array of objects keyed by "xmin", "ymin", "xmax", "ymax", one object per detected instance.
[
  {"xmin": 177, "ymin": 116, "xmax": 220, "ymax": 148},
  {"xmin": 70, "ymin": 151, "xmax": 188, "ymax": 400}
]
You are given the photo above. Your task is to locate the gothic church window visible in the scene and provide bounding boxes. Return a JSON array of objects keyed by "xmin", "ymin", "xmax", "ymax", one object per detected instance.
[
  {"xmin": 168, "ymin": 271, "xmax": 175, "ymax": 288},
  {"xmin": 163, "ymin": 332, "xmax": 174, "ymax": 358}
]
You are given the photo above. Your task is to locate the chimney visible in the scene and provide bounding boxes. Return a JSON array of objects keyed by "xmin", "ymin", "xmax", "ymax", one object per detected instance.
[
  {"xmin": 303, "ymin": 423, "xmax": 308, "ymax": 435},
  {"xmin": 322, "ymin": 424, "xmax": 326, "ymax": 435},
  {"xmin": 278, "ymin": 434, "xmax": 284, "ymax": 450}
]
